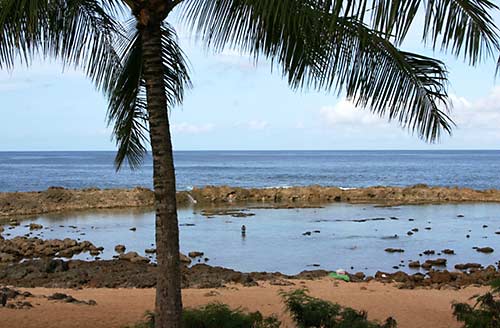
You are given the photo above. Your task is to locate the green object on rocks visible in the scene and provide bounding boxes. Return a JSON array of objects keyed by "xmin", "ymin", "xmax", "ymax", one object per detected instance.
[{"xmin": 329, "ymin": 272, "xmax": 350, "ymax": 282}]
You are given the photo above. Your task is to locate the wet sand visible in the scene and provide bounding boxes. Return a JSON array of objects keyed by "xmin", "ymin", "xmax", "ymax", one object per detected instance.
[{"xmin": 1, "ymin": 279, "xmax": 488, "ymax": 328}]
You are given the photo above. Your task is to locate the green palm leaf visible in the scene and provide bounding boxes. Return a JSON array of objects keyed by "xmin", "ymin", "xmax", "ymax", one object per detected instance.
[
  {"xmin": 0, "ymin": 0, "xmax": 123, "ymax": 93},
  {"xmin": 314, "ymin": 0, "xmax": 500, "ymax": 63},
  {"xmin": 108, "ymin": 21, "xmax": 191, "ymax": 170},
  {"xmin": 180, "ymin": 0, "xmax": 458, "ymax": 141}
]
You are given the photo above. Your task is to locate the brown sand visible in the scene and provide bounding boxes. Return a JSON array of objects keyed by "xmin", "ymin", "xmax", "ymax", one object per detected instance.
[{"xmin": 0, "ymin": 279, "xmax": 487, "ymax": 328}]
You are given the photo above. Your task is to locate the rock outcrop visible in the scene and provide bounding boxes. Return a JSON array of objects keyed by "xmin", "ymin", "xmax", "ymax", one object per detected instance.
[{"xmin": 3, "ymin": 184, "xmax": 500, "ymax": 217}]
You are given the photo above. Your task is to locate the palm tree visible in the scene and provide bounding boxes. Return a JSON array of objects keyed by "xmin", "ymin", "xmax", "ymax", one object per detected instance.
[{"xmin": 1, "ymin": 1, "xmax": 499, "ymax": 327}]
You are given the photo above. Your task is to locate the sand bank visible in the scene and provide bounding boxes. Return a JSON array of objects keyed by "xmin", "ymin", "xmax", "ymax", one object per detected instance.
[{"xmin": 0, "ymin": 280, "xmax": 489, "ymax": 328}]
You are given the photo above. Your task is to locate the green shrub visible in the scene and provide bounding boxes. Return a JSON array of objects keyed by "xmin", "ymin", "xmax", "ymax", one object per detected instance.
[
  {"xmin": 183, "ymin": 303, "xmax": 280, "ymax": 328},
  {"xmin": 452, "ymin": 279, "xmax": 500, "ymax": 328},
  {"xmin": 128, "ymin": 290, "xmax": 399, "ymax": 328},
  {"xmin": 281, "ymin": 289, "xmax": 397, "ymax": 328},
  {"xmin": 127, "ymin": 304, "xmax": 280, "ymax": 328}
]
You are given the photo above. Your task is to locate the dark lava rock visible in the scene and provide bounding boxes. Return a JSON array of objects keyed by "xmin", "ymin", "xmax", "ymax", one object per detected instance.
[
  {"xmin": 385, "ymin": 248, "xmax": 404, "ymax": 253},
  {"xmin": 442, "ymin": 249, "xmax": 455, "ymax": 255},
  {"xmin": 48, "ymin": 293, "xmax": 96, "ymax": 305},
  {"xmin": 29, "ymin": 223, "xmax": 43, "ymax": 230},
  {"xmin": 408, "ymin": 261, "xmax": 421, "ymax": 268},
  {"xmin": 302, "ymin": 231, "xmax": 312, "ymax": 236},
  {"xmin": 426, "ymin": 258, "xmax": 447, "ymax": 266},
  {"xmin": 476, "ymin": 247, "xmax": 494, "ymax": 253},
  {"xmin": 428, "ymin": 270, "xmax": 453, "ymax": 284},
  {"xmin": 423, "ymin": 250, "xmax": 435, "ymax": 255},
  {"xmin": 455, "ymin": 263, "xmax": 482, "ymax": 270},
  {"xmin": 421, "ymin": 262, "xmax": 432, "ymax": 270},
  {"xmin": 114, "ymin": 245, "xmax": 126, "ymax": 253},
  {"xmin": 45, "ymin": 259, "xmax": 69, "ymax": 273},
  {"xmin": 188, "ymin": 251, "xmax": 204, "ymax": 258}
]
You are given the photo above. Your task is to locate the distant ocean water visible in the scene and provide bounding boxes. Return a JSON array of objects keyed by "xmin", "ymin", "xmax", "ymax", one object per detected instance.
[{"xmin": 0, "ymin": 150, "xmax": 499, "ymax": 192}]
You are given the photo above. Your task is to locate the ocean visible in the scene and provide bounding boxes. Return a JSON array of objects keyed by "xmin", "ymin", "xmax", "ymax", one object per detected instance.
[
  {"xmin": 2, "ymin": 150, "xmax": 500, "ymax": 274},
  {"xmin": 0, "ymin": 150, "xmax": 499, "ymax": 192},
  {"xmin": 8, "ymin": 203, "xmax": 500, "ymax": 274}
]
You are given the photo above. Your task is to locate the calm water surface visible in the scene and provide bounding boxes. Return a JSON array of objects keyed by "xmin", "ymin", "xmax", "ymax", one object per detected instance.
[
  {"xmin": 5, "ymin": 203, "xmax": 500, "ymax": 275},
  {"xmin": 0, "ymin": 150, "xmax": 499, "ymax": 192}
]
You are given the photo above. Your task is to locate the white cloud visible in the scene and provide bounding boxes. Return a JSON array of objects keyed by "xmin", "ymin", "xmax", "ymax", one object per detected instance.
[
  {"xmin": 0, "ymin": 81, "xmax": 26, "ymax": 92},
  {"xmin": 172, "ymin": 123, "xmax": 215, "ymax": 134},
  {"xmin": 450, "ymin": 87, "xmax": 500, "ymax": 131},
  {"xmin": 315, "ymin": 88, "xmax": 500, "ymax": 148},
  {"xmin": 248, "ymin": 119, "xmax": 269, "ymax": 130},
  {"xmin": 295, "ymin": 120, "xmax": 305, "ymax": 129},
  {"xmin": 319, "ymin": 100, "xmax": 385, "ymax": 127},
  {"xmin": 235, "ymin": 119, "xmax": 269, "ymax": 130}
]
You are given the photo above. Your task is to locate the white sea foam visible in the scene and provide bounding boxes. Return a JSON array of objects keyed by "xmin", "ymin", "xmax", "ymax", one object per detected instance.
[{"xmin": 339, "ymin": 187, "xmax": 357, "ymax": 190}]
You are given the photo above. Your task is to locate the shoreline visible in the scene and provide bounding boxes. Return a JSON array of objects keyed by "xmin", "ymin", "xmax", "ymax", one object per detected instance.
[
  {"xmin": 3, "ymin": 184, "xmax": 500, "ymax": 218},
  {"xmin": 1, "ymin": 258, "xmax": 499, "ymax": 290}
]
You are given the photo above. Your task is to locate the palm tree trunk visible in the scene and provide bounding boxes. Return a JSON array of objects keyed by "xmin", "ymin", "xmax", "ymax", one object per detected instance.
[{"xmin": 141, "ymin": 23, "xmax": 183, "ymax": 328}]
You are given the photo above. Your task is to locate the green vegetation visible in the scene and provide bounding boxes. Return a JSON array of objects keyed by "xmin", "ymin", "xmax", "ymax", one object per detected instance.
[
  {"xmin": 281, "ymin": 289, "xmax": 397, "ymax": 328},
  {"xmin": 452, "ymin": 279, "xmax": 500, "ymax": 328},
  {"xmin": 128, "ymin": 305, "xmax": 280, "ymax": 328},
  {"xmin": 129, "ymin": 290, "xmax": 397, "ymax": 328},
  {"xmin": 183, "ymin": 303, "xmax": 281, "ymax": 328}
]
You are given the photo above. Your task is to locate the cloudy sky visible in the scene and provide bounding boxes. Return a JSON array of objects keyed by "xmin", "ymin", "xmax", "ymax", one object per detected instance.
[{"xmin": 1, "ymin": 10, "xmax": 500, "ymax": 151}]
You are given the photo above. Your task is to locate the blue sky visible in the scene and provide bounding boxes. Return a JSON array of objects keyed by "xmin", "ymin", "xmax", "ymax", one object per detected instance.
[{"xmin": 1, "ymin": 10, "xmax": 500, "ymax": 151}]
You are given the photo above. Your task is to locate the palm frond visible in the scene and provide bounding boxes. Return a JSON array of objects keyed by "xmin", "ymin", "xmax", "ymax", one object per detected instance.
[
  {"xmin": 161, "ymin": 23, "xmax": 192, "ymax": 107},
  {"xmin": 316, "ymin": 0, "xmax": 500, "ymax": 64},
  {"xmin": 320, "ymin": 18, "xmax": 454, "ymax": 141},
  {"xmin": 180, "ymin": 0, "xmax": 453, "ymax": 141},
  {"xmin": 0, "ymin": 0, "xmax": 123, "ymax": 93},
  {"xmin": 107, "ymin": 21, "xmax": 191, "ymax": 170},
  {"xmin": 422, "ymin": 0, "xmax": 500, "ymax": 64},
  {"xmin": 107, "ymin": 23, "xmax": 149, "ymax": 170}
]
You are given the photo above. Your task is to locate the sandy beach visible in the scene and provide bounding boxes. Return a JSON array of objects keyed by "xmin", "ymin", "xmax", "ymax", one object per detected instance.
[{"xmin": 0, "ymin": 279, "xmax": 488, "ymax": 328}]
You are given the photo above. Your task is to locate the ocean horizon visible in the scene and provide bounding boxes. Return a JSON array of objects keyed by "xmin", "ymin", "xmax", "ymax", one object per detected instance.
[{"xmin": 0, "ymin": 150, "xmax": 499, "ymax": 192}]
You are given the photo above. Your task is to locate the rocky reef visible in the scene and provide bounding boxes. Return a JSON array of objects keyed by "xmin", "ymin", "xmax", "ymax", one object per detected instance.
[
  {"xmin": 1, "ymin": 258, "xmax": 499, "ymax": 290},
  {"xmin": 3, "ymin": 184, "xmax": 500, "ymax": 218}
]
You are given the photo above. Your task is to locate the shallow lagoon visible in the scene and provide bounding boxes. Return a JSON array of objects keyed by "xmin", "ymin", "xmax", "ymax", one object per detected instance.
[{"xmin": 5, "ymin": 203, "xmax": 500, "ymax": 275}]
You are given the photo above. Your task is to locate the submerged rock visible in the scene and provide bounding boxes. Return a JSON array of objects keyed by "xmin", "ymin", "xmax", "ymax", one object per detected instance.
[
  {"xmin": 119, "ymin": 252, "xmax": 150, "ymax": 263},
  {"xmin": 28, "ymin": 223, "xmax": 43, "ymax": 230},
  {"xmin": 114, "ymin": 245, "xmax": 126, "ymax": 253},
  {"xmin": 385, "ymin": 248, "xmax": 404, "ymax": 253},
  {"xmin": 408, "ymin": 261, "xmax": 421, "ymax": 268},
  {"xmin": 476, "ymin": 247, "xmax": 494, "ymax": 253},
  {"xmin": 188, "ymin": 251, "xmax": 204, "ymax": 258},
  {"xmin": 455, "ymin": 263, "xmax": 482, "ymax": 270}
]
